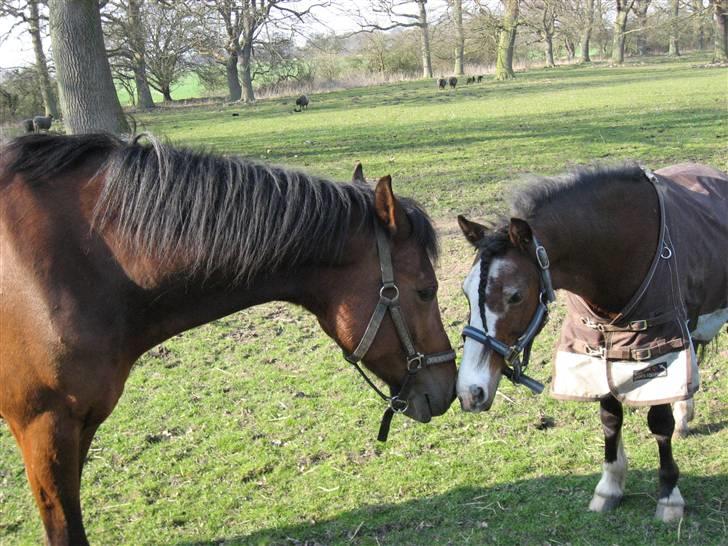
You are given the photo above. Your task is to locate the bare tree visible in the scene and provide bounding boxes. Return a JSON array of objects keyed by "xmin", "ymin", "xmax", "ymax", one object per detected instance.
[
  {"xmin": 452, "ymin": 0, "xmax": 465, "ymax": 74},
  {"xmin": 0, "ymin": 0, "xmax": 59, "ymax": 117},
  {"xmin": 668, "ymin": 0, "xmax": 680, "ymax": 55},
  {"xmin": 143, "ymin": 1, "xmax": 197, "ymax": 101},
  {"xmin": 693, "ymin": 0, "xmax": 705, "ymax": 49},
  {"xmin": 496, "ymin": 0, "xmax": 519, "ymax": 79},
  {"xmin": 205, "ymin": 0, "xmax": 322, "ymax": 103},
  {"xmin": 523, "ymin": 0, "xmax": 558, "ymax": 67},
  {"xmin": 49, "ymin": 0, "xmax": 129, "ymax": 133},
  {"xmin": 580, "ymin": 0, "xmax": 594, "ymax": 61},
  {"xmin": 712, "ymin": 0, "xmax": 727, "ymax": 61},
  {"xmin": 631, "ymin": 0, "xmax": 650, "ymax": 56},
  {"xmin": 103, "ymin": 0, "xmax": 155, "ymax": 108},
  {"xmin": 353, "ymin": 0, "xmax": 434, "ymax": 78},
  {"xmin": 612, "ymin": 0, "xmax": 637, "ymax": 64}
]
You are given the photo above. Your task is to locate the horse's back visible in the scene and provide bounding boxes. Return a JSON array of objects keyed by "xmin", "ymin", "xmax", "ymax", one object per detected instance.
[{"xmin": 656, "ymin": 163, "xmax": 728, "ymax": 339}]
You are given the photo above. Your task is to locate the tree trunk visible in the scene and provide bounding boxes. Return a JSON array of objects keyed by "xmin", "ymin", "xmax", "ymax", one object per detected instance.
[
  {"xmin": 453, "ymin": 0, "xmax": 465, "ymax": 75},
  {"xmin": 580, "ymin": 0, "xmax": 594, "ymax": 62},
  {"xmin": 545, "ymin": 34, "xmax": 555, "ymax": 66},
  {"xmin": 28, "ymin": 0, "xmax": 59, "ymax": 118},
  {"xmin": 693, "ymin": 0, "xmax": 705, "ymax": 49},
  {"xmin": 128, "ymin": 0, "xmax": 154, "ymax": 109},
  {"xmin": 611, "ymin": 0, "xmax": 635, "ymax": 64},
  {"xmin": 713, "ymin": 0, "xmax": 728, "ymax": 61},
  {"xmin": 226, "ymin": 48, "xmax": 242, "ymax": 101},
  {"xmin": 668, "ymin": 0, "xmax": 680, "ymax": 55},
  {"xmin": 161, "ymin": 85, "xmax": 172, "ymax": 102},
  {"xmin": 417, "ymin": 0, "xmax": 433, "ymax": 78},
  {"xmin": 633, "ymin": 0, "xmax": 649, "ymax": 56},
  {"xmin": 495, "ymin": 0, "xmax": 519, "ymax": 80},
  {"xmin": 565, "ymin": 37, "xmax": 575, "ymax": 60},
  {"xmin": 240, "ymin": 41, "xmax": 255, "ymax": 103},
  {"xmin": 49, "ymin": 0, "xmax": 129, "ymax": 134}
]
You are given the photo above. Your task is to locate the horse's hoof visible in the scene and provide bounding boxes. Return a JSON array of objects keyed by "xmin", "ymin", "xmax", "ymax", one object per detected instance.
[
  {"xmin": 672, "ymin": 426, "xmax": 689, "ymax": 440},
  {"xmin": 656, "ymin": 499, "xmax": 684, "ymax": 522},
  {"xmin": 589, "ymin": 493, "xmax": 622, "ymax": 512}
]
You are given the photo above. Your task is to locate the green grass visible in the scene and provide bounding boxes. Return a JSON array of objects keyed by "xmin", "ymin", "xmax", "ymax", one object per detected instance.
[
  {"xmin": 2, "ymin": 55, "xmax": 727, "ymax": 545},
  {"xmin": 116, "ymin": 73, "xmax": 218, "ymax": 106}
]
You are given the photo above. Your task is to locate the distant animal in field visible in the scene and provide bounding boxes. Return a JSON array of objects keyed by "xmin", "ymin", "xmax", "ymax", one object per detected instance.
[
  {"xmin": 449, "ymin": 77, "xmax": 458, "ymax": 89},
  {"xmin": 466, "ymin": 76, "xmax": 475, "ymax": 84},
  {"xmin": 294, "ymin": 95, "xmax": 309, "ymax": 112},
  {"xmin": 32, "ymin": 114, "xmax": 53, "ymax": 132},
  {"xmin": 477, "ymin": 75, "xmax": 484, "ymax": 83},
  {"xmin": 21, "ymin": 119, "xmax": 34, "ymax": 133},
  {"xmin": 438, "ymin": 78, "xmax": 447, "ymax": 89}
]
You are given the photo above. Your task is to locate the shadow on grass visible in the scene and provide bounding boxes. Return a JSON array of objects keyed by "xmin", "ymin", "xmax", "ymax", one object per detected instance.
[{"xmin": 177, "ymin": 471, "xmax": 728, "ymax": 545}]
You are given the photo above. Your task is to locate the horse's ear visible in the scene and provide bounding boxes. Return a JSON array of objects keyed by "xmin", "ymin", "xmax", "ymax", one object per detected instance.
[
  {"xmin": 352, "ymin": 162, "xmax": 366, "ymax": 186},
  {"xmin": 457, "ymin": 215, "xmax": 487, "ymax": 246},
  {"xmin": 509, "ymin": 217, "xmax": 533, "ymax": 250},
  {"xmin": 374, "ymin": 175, "xmax": 410, "ymax": 238}
]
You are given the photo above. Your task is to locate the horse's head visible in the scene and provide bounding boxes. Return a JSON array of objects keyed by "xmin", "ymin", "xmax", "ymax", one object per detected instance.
[
  {"xmin": 314, "ymin": 165, "xmax": 456, "ymax": 424},
  {"xmin": 456, "ymin": 215, "xmax": 543, "ymax": 411}
]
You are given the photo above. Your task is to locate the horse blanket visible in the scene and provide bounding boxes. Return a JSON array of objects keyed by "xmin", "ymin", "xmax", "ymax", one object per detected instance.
[{"xmin": 551, "ymin": 164, "xmax": 728, "ymax": 405}]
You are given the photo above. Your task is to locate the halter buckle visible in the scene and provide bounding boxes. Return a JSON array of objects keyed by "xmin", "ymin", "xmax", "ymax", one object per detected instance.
[
  {"xmin": 535, "ymin": 245, "xmax": 550, "ymax": 270},
  {"xmin": 407, "ymin": 353, "xmax": 425, "ymax": 371},
  {"xmin": 389, "ymin": 396, "xmax": 409, "ymax": 413},
  {"xmin": 379, "ymin": 283, "xmax": 399, "ymax": 303},
  {"xmin": 504, "ymin": 346, "xmax": 521, "ymax": 366}
]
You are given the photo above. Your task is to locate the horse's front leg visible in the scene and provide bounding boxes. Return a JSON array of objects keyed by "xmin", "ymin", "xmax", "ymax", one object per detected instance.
[
  {"xmin": 589, "ymin": 394, "xmax": 627, "ymax": 512},
  {"xmin": 648, "ymin": 404, "xmax": 685, "ymax": 522}
]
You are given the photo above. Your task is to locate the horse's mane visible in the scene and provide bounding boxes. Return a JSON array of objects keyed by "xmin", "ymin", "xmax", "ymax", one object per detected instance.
[
  {"xmin": 3, "ymin": 133, "xmax": 438, "ymax": 283},
  {"xmin": 474, "ymin": 163, "xmax": 647, "ymax": 262},
  {"xmin": 510, "ymin": 162, "xmax": 646, "ymax": 220}
]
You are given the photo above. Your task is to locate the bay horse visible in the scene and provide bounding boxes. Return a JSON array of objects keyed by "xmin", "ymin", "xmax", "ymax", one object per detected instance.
[
  {"xmin": 455, "ymin": 163, "xmax": 727, "ymax": 522},
  {"xmin": 0, "ymin": 133, "xmax": 457, "ymax": 545}
]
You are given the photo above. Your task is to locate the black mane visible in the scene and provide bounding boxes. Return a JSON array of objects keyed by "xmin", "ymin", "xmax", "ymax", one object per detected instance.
[{"xmin": 3, "ymin": 133, "xmax": 438, "ymax": 283}]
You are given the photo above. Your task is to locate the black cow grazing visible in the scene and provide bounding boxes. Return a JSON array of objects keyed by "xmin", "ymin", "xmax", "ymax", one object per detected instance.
[
  {"xmin": 466, "ymin": 76, "xmax": 475, "ymax": 84},
  {"xmin": 21, "ymin": 119, "xmax": 34, "ymax": 133},
  {"xmin": 33, "ymin": 114, "xmax": 53, "ymax": 132},
  {"xmin": 477, "ymin": 75, "xmax": 484, "ymax": 83},
  {"xmin": 438, "ymin": 78, "xmax": 447, "ymax": 89},
  {"xmin": 294, "ymin": 95, "xmax": 309, "ymax": 112},
  {"xmin": 449, "ymin": 77, "xmax": 458, "ymax": 89}
]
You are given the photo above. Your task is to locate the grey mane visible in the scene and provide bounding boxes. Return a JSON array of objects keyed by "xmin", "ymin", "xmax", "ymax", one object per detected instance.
[{"xmin": 4, "ymin": 133, "xmax": 438, "ymax": 284}]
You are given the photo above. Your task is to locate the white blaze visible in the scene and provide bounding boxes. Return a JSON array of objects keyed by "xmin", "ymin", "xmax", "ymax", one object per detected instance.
[{"xmin": 457, "ymin": 258, "xmax": 507, "ymax": 408}]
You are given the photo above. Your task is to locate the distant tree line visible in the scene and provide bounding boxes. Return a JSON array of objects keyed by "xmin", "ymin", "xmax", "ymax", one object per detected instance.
[{"xmin": 0, "ymin": 0, "xmax": 726, "ymax": 133}]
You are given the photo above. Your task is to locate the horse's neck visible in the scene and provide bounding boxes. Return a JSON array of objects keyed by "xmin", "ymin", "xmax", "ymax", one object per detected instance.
[
  {"xmin": 126, "ymin": 266, "xmax": 324, "ymax": 357},
  {"xmin": 532, "ymin": 179, "xmax": 659, "ymax": 316}
]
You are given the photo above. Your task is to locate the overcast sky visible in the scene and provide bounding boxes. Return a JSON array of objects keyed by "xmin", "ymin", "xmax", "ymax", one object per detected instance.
[{"xmin": 0, "ymin": 0, "xmax": 453, "ymax": 70}]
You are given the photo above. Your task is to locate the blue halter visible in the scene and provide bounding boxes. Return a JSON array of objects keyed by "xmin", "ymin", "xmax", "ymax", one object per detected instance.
[{"xmin": 461, "ymin": 237, "xmax": 555, "ymax": 394}]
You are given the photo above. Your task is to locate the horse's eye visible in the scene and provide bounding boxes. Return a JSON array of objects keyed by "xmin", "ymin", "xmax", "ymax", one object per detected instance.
[
  {"xmin": 507, "ymin": 292, "xmax": 523, "ymax": 305},
  {"xmin": 417, "ymin": 287, "xmax": 437, "ymax": 302}
]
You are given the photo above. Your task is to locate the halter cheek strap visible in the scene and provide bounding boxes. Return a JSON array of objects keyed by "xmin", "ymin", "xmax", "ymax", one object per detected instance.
[
  {"xmin": 461, "ymin": 236, "xmax": 554, "ymax": 395},
  {"xmin": 344, "ymin": 224, "xmax": 456, "ymax": 442}
]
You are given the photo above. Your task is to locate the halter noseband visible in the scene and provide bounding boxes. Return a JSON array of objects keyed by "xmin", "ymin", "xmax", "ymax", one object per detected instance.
[
  {"xmin": 461, "ymin": 236, "xmax": 555, "ymax": 395},
  {"xmin": 344, "ymin": 223, "xmax": 456, "ymax": 442}
]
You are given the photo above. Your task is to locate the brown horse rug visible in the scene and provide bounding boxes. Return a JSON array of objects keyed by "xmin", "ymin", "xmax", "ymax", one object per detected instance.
[{"xmin": 552, "ymin": 164, "xmax": 728, "ymax": 405}]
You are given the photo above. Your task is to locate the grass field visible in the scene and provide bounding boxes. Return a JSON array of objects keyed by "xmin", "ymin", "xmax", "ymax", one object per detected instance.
[{"xmin": 1, "ymin": 55, "xmax": 727, "ymax": 545}]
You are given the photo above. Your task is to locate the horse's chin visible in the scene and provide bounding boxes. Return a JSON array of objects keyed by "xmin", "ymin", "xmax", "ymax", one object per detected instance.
[{"xmin": 404, "ymin": 393, "xmax": 433, "ymax": 423}]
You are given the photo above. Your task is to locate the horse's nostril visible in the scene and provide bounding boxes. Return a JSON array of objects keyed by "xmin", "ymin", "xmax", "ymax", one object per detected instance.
[{"xmin": 469, "ymin": 385, "xmax": 485, "ymax": 404}]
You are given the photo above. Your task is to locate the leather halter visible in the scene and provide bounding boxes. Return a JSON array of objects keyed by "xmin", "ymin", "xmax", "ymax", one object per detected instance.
[
  {"xmin": 461, "ymin": 237, "xmax": 554, "ymax": 394},
  {"xmin": 344, "ymin": 223, "xmax": 456, "ymax": 442}
]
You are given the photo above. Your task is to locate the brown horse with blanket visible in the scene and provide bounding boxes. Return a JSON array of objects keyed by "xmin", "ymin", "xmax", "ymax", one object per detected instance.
[{"xmin": 456, "ymin": 162, "xmax": 727, "ymax": 522}]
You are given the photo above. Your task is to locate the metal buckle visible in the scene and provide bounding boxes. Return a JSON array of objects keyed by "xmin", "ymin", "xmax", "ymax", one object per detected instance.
[
  {"xmin": 390, "ymin": 396, "xmax": 408, "ymax": 413},
  {"xmin": 379, "ymin": 283, "xmax": 399, "ymax": 303},
  {"xmin": 585, "ymin": 345, "xmax": 606, "ymax": 358},
  {"xmin": 630, "ymin": 320, "xmax": 648, "ymax": 331},
  {"xmin": 407, "ymin": 353, "xmax": 425, "ymax": 371},
  {"xmin": 535, "ymin": 245, "xmax": 550, "ymax": 270},
  {"xmin": 580, "ymin": 317, "xmax": 604, "ymax": 331},
  {"xmin": 632, "ymin": 347, "xmax": 652, "ymax": 361},
  {"xmin": 504, "ymin": 346, "xmax": 521, "ymax": 366}
]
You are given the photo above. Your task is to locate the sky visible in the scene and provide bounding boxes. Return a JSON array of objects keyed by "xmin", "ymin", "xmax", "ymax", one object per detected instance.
[{"xmin": 0, "ymin": 0, "xmax": 453, "ymax": 70}]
